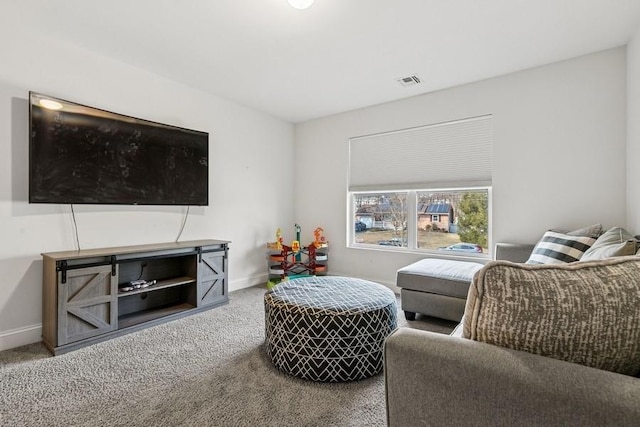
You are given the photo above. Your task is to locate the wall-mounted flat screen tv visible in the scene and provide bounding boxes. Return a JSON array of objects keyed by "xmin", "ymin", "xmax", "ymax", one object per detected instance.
[{"xmin": 29, "ymin": 92, "xmax": 209, "ymax": 205}]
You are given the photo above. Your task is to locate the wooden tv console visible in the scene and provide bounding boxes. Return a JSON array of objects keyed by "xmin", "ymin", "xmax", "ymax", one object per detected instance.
[{"xmin": 41, "ymin": 239, "xmax": 229, "ymax": 355}]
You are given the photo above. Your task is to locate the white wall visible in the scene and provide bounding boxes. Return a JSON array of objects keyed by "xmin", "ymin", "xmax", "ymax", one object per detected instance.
[
  {"xmin": 0, "ymin": 25, "xmax": 294, "ymax": 349},
  {"xmin": 627, "ymin": 28, "xmax": 640, "ymax": 232},
  {"xmin": 295, "ymin": 48, "xmax": 627, "ymax": 289}
]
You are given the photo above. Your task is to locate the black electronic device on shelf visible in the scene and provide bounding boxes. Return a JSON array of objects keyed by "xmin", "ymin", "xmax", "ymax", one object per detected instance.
[{"xmin": 119, "ymin": 279, "xmax": 157, "ymax": 293}]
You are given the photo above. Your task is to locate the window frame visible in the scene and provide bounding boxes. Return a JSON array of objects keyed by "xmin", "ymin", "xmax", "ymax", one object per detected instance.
[{"xmin": 348, "ymin": 186, "xmax": 492, "ymax": 259}]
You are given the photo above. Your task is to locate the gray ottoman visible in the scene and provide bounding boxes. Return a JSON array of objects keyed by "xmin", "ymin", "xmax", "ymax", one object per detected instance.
[
  {"xmin": 396, "ymin": 258, "xmax": 483, "ymax": 322},
  {"xmin": 264, "ymin": 276, "xmax": 397, "ymax": 382}
]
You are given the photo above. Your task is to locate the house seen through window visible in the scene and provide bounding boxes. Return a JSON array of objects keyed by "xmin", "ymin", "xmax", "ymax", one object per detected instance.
[{"xmin": 352, "ymin": 189, "xmax": 489, "ymax": 254}]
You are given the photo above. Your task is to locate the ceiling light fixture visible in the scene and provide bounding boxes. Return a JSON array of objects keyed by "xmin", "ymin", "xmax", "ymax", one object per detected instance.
[{"xmin": 288, "ymin": 0, "xmax": 314, "ymax": 10}]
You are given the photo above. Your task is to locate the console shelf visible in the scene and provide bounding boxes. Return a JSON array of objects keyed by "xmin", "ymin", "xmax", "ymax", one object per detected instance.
[
  {"xmin": 41, "ymin": 239, "xmax": 229, "ymax": 355},
  {"xmin": 118, "ymin": 302, "xmax": 196, "ymax": 329},
  {"xmin": 117, "ymin": 276, "xmax": 196, "ymax": 297}
]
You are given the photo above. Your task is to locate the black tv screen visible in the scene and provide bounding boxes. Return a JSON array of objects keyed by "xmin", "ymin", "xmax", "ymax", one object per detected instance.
[{"xmin": 29, "ymin": 92, "xmax": 209, "ymax": 205}]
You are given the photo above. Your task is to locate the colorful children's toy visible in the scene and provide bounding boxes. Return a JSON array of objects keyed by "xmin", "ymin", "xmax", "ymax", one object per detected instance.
[
  {"xmin": 266, "ymin": 228, "xmax": 284, "ymax": 250},
  {"xmin": 312, "ymin": 227, "xmax": 327, "ymax": 248},
  {"xmin": 266, "ymin": 224, "xmax": 329, "ymax": 286}
]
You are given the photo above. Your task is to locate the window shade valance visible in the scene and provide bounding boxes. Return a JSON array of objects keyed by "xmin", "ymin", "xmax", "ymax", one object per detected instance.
[{"xmin": 348, "ymin": 115, "xmax": 493, "ymax": 191}]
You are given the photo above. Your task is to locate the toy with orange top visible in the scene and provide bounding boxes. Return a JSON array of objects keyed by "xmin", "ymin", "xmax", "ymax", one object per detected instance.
[{"xmin": 266, "ymin": 224, "xmax": 329, "ymax": 287}]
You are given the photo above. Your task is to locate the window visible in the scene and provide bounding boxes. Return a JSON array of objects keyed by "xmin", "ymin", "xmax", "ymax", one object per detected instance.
[
  {"xmin": 416, "ymin": 188, "xmax": 489, "ymax": 252},
  {"xmin": 351, "ymin": 188, "xmax": 490, "ymax": 254},
  {"xmin": 354, "ymin": 192, "xmax": 408, "ymax": 247},
  {"xmin": 348, "ymin": 115, "xmax": 492, "ymax": 256}
]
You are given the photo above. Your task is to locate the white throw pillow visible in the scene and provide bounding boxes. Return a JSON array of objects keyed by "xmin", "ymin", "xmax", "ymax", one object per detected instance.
[{"xmin": 581, "ymin": 227, "xmax": 637, "ymax": 261}]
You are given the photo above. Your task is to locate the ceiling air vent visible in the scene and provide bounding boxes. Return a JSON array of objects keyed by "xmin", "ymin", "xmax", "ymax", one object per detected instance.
[{"xmin": 396, "ymin": 74, "xmax": 422, "ymax": 87}]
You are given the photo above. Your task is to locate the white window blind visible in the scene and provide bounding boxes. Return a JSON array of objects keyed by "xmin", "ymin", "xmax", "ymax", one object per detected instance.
[{"xmin": 348, "ymin": 115, "xmax": 492, "ymax": 191}]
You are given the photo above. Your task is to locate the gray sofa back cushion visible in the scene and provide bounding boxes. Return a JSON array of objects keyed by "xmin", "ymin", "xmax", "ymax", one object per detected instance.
[{"xmin": 462, "ymin": 257, "xmax": 640, "ymax": 376}]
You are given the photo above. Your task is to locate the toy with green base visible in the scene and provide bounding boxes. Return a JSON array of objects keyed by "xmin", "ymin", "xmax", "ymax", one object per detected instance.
[{"xmin": 266, "ymin": 224, "xmax": 328, "ymax": 287}]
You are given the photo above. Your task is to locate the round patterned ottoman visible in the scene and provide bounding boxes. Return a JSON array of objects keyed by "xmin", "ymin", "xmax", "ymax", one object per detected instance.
[{"xmin": 264, "ymin": 276, "xmax": 398, "ymax": 382}]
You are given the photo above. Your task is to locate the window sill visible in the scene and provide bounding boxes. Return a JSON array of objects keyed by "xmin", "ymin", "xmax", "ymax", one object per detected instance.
[{"xmin": 347, "ymin": 244, "xmax": 491, "ymax": 263}]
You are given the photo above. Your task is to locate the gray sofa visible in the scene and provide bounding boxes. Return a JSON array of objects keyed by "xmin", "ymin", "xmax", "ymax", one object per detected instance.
[{"xmin": 384, "ymin": 243, "xmax": 640, "ymax": 426}]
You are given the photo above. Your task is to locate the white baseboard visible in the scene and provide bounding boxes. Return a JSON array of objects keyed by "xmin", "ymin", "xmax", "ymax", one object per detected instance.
[
  {"xmin": 0, "ymin": 324, "xmax": 42, "ymax": 352},
  {"xmin": 229, "ymin": 273, "xmax": 268, "ymax": 292}
]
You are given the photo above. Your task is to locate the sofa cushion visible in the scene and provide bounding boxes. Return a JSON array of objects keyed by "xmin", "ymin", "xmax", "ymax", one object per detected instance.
[
  {"xmin": 580, "ymin": 227, "xmax": 637, "ymax": 261},
  {"xmin": 396, "ymin": 258, "xmax": 483, "ymax": 298},
  {"xmin": 553, "ymin": 223, "xmax": 603, "ymax": 239},
  {"xmin": 526, "ymin": 230, "xmax": 596, "ymax": 264},
  {"xmin": 462, "ymin": 257, "xmax": 640, "ymax": 376}
]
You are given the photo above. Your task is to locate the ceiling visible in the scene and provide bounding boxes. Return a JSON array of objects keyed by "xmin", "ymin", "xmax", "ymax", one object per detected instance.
[{"xmin": 10, "ymin": 0, "xmax": 640, "ymax": 123}]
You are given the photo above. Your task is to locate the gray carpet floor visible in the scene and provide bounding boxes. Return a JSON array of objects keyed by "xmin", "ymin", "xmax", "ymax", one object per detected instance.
[{"xmin": 0, "ymin": 285, "xmax": 456, "ymax": 427}]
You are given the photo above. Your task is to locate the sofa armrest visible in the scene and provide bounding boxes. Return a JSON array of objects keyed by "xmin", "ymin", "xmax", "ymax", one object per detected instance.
[
  {"xmin": 384, "ymin": 328, "xmax": 640, "ymax": 427},
  {"xmin": 494, "ymin": 242, "xmax": 534, "ymax": 262}
]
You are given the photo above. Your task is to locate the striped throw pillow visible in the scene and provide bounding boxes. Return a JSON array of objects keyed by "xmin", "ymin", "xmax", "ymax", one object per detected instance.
[{"xmin": 526, "ymin": 230, "xmax": 596, "ymax": 264}]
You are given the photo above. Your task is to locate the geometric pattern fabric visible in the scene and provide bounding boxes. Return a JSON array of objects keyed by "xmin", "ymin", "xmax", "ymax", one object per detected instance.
[{"xmin": 264, "ymin": 276, "xmax": 397, "ymax": 382}]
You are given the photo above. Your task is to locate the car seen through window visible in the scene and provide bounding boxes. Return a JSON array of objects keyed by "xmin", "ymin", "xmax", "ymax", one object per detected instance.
[{"xmin": 437, "ymin": 243, "xmax": 483, "ymax": 253}]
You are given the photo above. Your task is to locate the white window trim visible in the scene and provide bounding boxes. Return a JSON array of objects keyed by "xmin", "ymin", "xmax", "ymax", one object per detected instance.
[{"xmin": 348, "ymin": 186, "xmax": 492, "ymax": 259}]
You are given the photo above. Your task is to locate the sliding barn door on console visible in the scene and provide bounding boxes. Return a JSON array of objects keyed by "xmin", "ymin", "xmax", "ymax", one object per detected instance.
[
  {"xmin": 57, "ymin": 265, "xmax": 118, "ymax": 346},
  {"xmin": 197, "ymin": 251, "xmax": 227, "ymax": 307}
]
